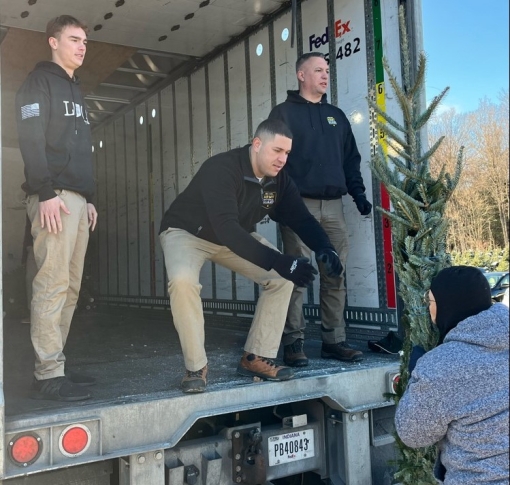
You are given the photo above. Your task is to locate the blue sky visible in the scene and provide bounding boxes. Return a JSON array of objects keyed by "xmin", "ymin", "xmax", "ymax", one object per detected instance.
[{"xmin": 421, "ymin": 0, "xmax": 509, "ymax": 113}]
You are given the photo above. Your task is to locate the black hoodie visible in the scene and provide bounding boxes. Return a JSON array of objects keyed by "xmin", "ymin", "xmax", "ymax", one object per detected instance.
[
  {"xmin": 159, "ymin": 145, "xmax": 335, "ymax": 271},
  {"xmin": 16, "ymin": 61, "xmax": 95, "ymax": 202},
  {"xmin": 268, "ymin": 90, "xmax": 365, "ymax": 200}
]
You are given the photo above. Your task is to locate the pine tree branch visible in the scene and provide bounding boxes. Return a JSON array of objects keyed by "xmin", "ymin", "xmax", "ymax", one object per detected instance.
[{"xmin": 415, "ymin": 87, "xmax": 450, "ymax": 130}]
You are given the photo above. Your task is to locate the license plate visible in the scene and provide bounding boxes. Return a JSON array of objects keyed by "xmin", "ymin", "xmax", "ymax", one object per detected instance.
[{"xmin": 268, "ymin": 429, "xmax": 315, "ymax": 466}]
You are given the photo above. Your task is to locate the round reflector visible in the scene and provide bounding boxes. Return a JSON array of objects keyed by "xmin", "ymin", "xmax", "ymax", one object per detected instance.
[
  {"xmin": 392, "ymin": 374, "xmax": 401, "ymax": 393},
  {"xmin": 59, "ymin": 424, "xmax": 91, "ymax": 457},
  {"xmin": 9, "ymin": 432, "xmax": 42, "ymax": 467}
]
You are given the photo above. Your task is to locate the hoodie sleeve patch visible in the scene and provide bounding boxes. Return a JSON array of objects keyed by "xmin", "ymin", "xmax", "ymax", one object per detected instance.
[{"xmin": 20, "ymin": 103, "xmax": 40, "ymax": 120}]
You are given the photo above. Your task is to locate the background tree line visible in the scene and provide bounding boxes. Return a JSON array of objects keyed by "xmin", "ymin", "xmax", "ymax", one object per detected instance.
[{"xmin": 428, "ymin": 90, "xmax": 509, "ymax": 269}]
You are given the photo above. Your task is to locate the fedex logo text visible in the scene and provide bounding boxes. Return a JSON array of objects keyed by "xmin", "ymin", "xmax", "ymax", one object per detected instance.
[{"xmin": 309, "ymin": 19, "xmax": 352, "ymax": 51}]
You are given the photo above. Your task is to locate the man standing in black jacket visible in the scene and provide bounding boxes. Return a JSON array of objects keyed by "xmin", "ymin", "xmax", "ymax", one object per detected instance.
[
  {"xmin": 159, "ymin": 119, "xmax": 341, "ymax": 393},
  {"xmin": 269, "ymin": 52, "xmax": 372, "ymax": 366},
  {"xmin": 16, "ymin": 15, "xmax": 98, "ymax": 401}
]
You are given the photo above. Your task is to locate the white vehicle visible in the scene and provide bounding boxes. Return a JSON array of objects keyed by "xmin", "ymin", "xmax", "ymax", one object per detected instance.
[{"xmin": 0, "ymin": 1, "xmax": 422, "ymax": 483}]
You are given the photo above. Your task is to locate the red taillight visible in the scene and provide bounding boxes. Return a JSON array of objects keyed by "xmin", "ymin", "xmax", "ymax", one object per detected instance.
[
  {"xmin": 392, "ymin": 374, "xmax": 401, "ymax": 393},
  {"xmin": 59, "ymin": 424, "xmax": 91, "ymax": 457},
  {"xmin": 386, "ymin": 371, "xmax": 401, "ymax": 394},
  {"xmin": 9, "ymin": 433, "xmax": 42, "ymax": 466}
]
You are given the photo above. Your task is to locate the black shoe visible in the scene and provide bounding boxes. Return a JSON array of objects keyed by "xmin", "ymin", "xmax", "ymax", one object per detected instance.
[
  {"xmin": 321, "ymin": 342, "xmax": 364, "ymax": 362},
  {"xmin": 181, "ymin": 365, "xmax": 208, "ymax": 393},
  {"xmin": 283, "ymin": 339, "xmax": 309, "ymax": 367},
  {"xmin": 368, "ymin": 331, "xmax": 403, "ymax": 355},
  {"xmin": 31, "ymin": 377, "xmax": 91, "ymax": 402},
  {"xmin": 66, "ymin": 371, "xmax": 96, "ymax": 386}
]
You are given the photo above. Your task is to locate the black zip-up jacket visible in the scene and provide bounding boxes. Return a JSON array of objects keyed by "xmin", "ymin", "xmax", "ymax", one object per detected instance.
[
  {"xmin": 159, "ymin": 145, "xmax": 335, "ymax": 270},
  {"xmin": 16, "ymin": 61, "xmax": 95, "ymax": 202},
  {"xmin": 268, "ymin": 90, "xmax": 365, "ymax": 200}
]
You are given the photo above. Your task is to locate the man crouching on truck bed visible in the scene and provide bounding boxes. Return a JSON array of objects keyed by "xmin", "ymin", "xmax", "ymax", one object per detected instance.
[
  {"xmin": 16, "ymin": 15, "xmax": 98, "ymax": 402},
  {"xmin": 159, "ymin": 119, "xmax": 342, "ymax": 393}
]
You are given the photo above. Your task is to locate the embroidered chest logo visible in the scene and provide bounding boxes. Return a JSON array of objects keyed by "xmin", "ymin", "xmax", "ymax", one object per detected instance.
[
  {"xmin": 327, "ymin": 116, "xmax": 337, "ymax": 126},
  {"xmin": 262, "ymin": 191, "xmax": 276, "ymax": 209}
]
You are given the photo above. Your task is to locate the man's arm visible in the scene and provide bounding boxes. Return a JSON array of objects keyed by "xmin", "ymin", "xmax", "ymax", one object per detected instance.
[
  {"xmin": 87, "ymin": 203, "xmax": 98, "ymax": 231},
  {"xmin": 272, "ymin": 175, "xmax": 342, "ymax": 277},
  {"xmin": 341, "ymin": 118, "xmax": 372, "ymax": 215},
  {"xmin": 16, "ymin": 78, "xmax": 56, "ymax": 202},
  {"xmin": 17, "ymin": 78, "xmax": 72, "ymax": 233},
  {"xmin": 199, "ymin": 165, "xmax": 316, "ymax": 286},
  {"xmin": 273, "ymin": 174, "xmax": 335, "ymax": 253}
]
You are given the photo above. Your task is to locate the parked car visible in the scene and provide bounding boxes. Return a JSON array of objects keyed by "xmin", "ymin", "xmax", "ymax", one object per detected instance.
[{"xmin": 482, "ymin": 271, "xmax": 510, "ymax": 302}]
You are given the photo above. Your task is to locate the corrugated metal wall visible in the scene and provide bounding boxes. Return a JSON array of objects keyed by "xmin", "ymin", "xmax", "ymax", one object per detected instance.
[{"xmin": 91, "ymin": 0, "xmax": 403, "ymax": 341}]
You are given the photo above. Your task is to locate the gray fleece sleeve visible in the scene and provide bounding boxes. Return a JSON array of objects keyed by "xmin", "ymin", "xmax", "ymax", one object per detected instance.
[{"xmin": 394, "ymin": 363, "xmax": 451, "ymax": 448}]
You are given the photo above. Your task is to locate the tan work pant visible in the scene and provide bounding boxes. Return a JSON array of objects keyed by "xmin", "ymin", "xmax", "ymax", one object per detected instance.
[
  {"xmin": 27, "ymin": 190, "xmax": 89, "ymax": 380},
  {"xmin": 280, "ymin": 198, "xmax": 349, "ymax": 345},
  {"xmin": 160, "ymin": 228, "xmax": 294, "ymax": 372}
]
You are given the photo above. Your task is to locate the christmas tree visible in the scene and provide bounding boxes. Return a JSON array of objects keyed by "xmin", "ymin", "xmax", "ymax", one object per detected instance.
[{"xmin": 368, "ymin": 6, "xmax": 463, "ymax": 483}]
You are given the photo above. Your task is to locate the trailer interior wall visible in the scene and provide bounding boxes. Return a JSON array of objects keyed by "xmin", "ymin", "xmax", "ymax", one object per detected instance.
[{"xmin": 91, "ymin": 0, "xmax": 405, "ymax": 343}]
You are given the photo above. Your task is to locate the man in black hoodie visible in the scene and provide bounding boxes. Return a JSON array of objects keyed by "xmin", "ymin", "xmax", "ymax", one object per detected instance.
[
  {"xmin": 16, "ymin": 15, "xmax": 98, "ymax": 401},
  {"xmin": 269, "ymin": 52, "xmax": 371, "ymax": 366},
  {"xmin": 159, "ymin": 119, "xmax": 342, "ymax": 393}
]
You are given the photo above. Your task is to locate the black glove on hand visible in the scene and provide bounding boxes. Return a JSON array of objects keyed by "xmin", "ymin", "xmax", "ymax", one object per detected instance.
[
  {"xmin": 273, "ymin": 254, "xmax": 318, "ymax": 287},
  {"xmin": 315, "ymin": 248, "xmax": 343, "ymax": 277},
  {"xmin": 354, "ymin": 194, "xmax": 372, "ymax": 216}
]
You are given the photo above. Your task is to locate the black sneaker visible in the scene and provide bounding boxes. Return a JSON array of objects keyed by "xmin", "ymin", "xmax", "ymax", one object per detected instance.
[
  {"xmin": 321, "ymin": 342, "xmax": 364, "ymax": 362},
  {"xmin": 283, "ymin": 339, "xmax": 309, "ymax": 367},
  {"xmin": 31, "ymin": 377, "xmax": 91, "ymax": 402},
  {"xmin": 368, "ymin": 331, "xmax": 403, "ymax": 355},
  {"xmin": 66, "ymin": 371, "xmax": 96, "ymax": 387},
  {"xmin": 181, "ymin": 365, "xmax": 208, "ymax": 393}
]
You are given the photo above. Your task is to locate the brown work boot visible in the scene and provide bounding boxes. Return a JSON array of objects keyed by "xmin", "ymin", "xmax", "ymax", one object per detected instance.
[
  {"xmin": 237, "ymin": 352, "xmax": 294, "ymax": 381},
  {"xmin": 181, "ymin": 365, "xmax": 208, "ymax": 393},
  {"xmin": 283, "ymin": 339, "xmax": 309, "ymax": 367},
  {"xmin": 321, "ymin": 342, "xmax": 364, "ymax": 362}
]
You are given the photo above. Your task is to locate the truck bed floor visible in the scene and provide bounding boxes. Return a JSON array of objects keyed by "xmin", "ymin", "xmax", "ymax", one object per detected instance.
[{"xmin": 3, "ymin": 307, "xmax": 399, "ymax": 422}]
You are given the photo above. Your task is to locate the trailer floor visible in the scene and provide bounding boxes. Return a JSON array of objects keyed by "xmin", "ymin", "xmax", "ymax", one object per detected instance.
[{"xmin": 2, "ymin": 307, "xmax": 400, "ymax": 422}]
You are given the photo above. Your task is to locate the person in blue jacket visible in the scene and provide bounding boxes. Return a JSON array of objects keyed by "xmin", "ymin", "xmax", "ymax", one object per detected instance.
[
  {"xmin": 396, "ymin": 266, "xmax": 509, "ymax": 484},
  {"xmin": 269, "ymin": 52, "xmax": 371, "ymax": 366}
]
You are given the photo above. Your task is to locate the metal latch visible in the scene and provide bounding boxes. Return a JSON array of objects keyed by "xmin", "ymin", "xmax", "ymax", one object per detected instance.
[
  {"xmin": 184, "ymin": 464, "xmax": 200, "ymax": 484},
  {"xmin": 231, "ymin": 426, "xmax": 266, "ymax": 484}
]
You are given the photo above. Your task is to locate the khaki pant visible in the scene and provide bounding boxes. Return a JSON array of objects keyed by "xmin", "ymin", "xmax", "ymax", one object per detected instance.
[
  {"xmin": 280, "ymin": 198, "xmax": 349, "ymax": 345},
  {"xmin": 26, "ymin": 190, "xmax": 89, "ymax": 380},
  {"xmin": 160, "ymin": 228, "xmax": 294, "ymax": 372}
]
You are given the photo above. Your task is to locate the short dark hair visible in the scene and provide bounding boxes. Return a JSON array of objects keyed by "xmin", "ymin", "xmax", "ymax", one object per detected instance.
[
  {"xmin": 254, "ymin": 119, "xmax": 293, "ymax": 141},
  {"xmin": 46, "ymin": 15, "xmax": 89, "ymax": 41},
  {"xmin": 296, "ymin": 52, "xmax": 325, "ymax": 72}
]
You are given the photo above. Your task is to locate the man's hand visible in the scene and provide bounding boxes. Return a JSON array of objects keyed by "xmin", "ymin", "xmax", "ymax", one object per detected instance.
[
  {"xmin": 315, "ymin": 248, "xmax": 343, "ymax": 277},
  {"xmin": 273, "ymin": 254, "xmax": 318, "ymax": 287},
  {"xmin": 354, "ymin": 194, "xmax": 372, "ymax": 216},
  {"xmin": 87, "ymin": 203, "xmax": 98, "ymax": 231},
  {"xmin": 39, "ymin": 196, "xmax": 70, "ymax": 233}
]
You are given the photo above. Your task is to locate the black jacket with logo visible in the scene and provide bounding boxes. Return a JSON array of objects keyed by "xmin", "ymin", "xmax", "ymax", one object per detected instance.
[
  {"xmin": 268, "ymin": 90, "xmax": 365, "ymax": 200},
  {"xmin": 159, "ymin": 145, "xmax": 334, "ymax": 270},
  {"xmin": 16, "ymin": 61, "xmax": 95, "ymax": 202}
]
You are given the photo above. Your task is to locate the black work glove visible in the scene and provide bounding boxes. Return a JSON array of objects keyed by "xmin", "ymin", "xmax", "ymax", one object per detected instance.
[
  {"xmin": 273, "ymin": 255, "xmax": 318, "ymax": 287},
  {"xmin": 354, "ymin": 194, "xmax": 372, "ymax": 216},
  {"xmin": 315, "ymin": 248, "xmax": 343, "ymax": 277}
]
